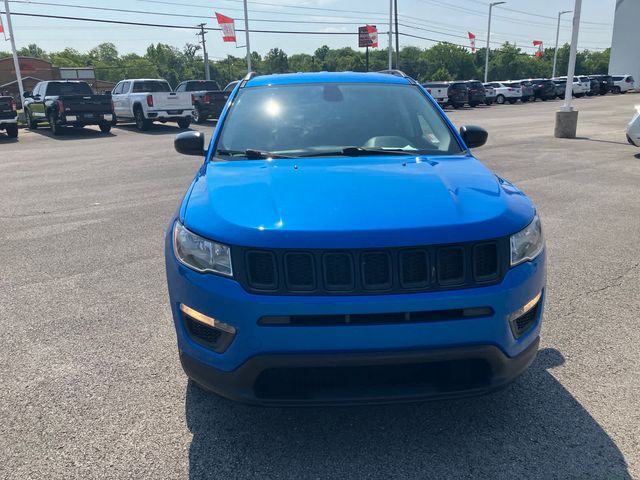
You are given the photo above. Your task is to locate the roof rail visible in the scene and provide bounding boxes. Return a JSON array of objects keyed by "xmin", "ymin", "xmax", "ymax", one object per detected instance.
[
  {"xmin": 240, "ymin": 71, "xmax": 259, "ymax": 88},
  {"xmin": 377, "ymin": 69, "xmax": 417, "ymax": 84}
]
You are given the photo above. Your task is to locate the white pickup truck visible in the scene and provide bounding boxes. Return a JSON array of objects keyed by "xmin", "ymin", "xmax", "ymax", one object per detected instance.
[
  {"xmin": 421, "ymin": 82, "xmax": 449, "ymax": 106},
  {"xmin": 111, "ymin": 79, "xmax": 193, "ymax": 131}
]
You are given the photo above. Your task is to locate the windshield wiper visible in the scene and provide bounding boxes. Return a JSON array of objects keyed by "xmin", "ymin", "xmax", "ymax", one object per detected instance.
[
  {"xmin": 297, "ymin": 147, "xmax": 415, "ymax": 157},
  {"xmin": 216, "ymin": 149, "xmax": 294, "ymax": 159}
]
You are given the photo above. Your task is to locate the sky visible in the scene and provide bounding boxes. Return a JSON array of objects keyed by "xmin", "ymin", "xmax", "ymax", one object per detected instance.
[{"xmin": 1, "ymin": 0, "xmax": 617, "ymax": 58}]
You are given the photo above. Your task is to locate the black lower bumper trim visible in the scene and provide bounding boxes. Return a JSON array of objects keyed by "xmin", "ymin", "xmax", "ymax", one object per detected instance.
[{"xmin": 180, "ymin": 338, "xmax": 539, "ymax": 406}]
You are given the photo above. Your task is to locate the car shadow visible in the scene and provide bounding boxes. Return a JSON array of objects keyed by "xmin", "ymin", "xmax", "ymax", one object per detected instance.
[
  {"xmin": 28, "ymin": 126, "xmax": 115, "ymax": 141},
  {"xmin": 184, "ymin": 348, "xmax": 631, "ymax": 479},
  {"xmin": 115, "ymin": 123, "xmax": 194, "ymax": 136},
  {"xmin": 574, "ymin": 136, "xmax": 632, "ymax": 146}
]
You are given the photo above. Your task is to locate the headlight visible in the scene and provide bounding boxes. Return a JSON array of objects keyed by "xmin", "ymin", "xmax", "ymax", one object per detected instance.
[
  {"xmin": 510, "ymin": 214, "xmax": 544, "ymax": 266},
  {"xmin": 172, "ymin": 221, "xmax": 233, "ymax": 276}
]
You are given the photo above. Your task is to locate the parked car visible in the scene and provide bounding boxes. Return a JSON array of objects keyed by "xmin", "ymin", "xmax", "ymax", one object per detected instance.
[
  {"xmin": 553, "ymin": 76, "xmax": 589, "ymax": 97},
  {"xmin": 422, "ymin": 82, "xmax": 449, "ymax": 106},
  {"xmin": 589, "ymin": 75, "xmax": 613, "ymax": 95},
  {"xmin": 611, "ymin": 75, "xmax": 635, "ymax": 94},
  {"xmin": 515, "ymin": 81, "xmax": 534, "ymax": 102},
  {"xmin": 483, "ymin": 83, "xmax": 496, "ymax": 105},
  {"xmin": 586, "ymin": 77, "xmax": 600, "ymax": 96},
  {"xmin": 523, "ymin": 79, "xmax": 556, "ymax": 101},
  {"xmin": 111, "ymin": 79, "xmax": 193, "ymax": 131},
  {"xmin": 175, "ymin": 80, "xmax": 228, "ymax": 123},
  {"xmin": 486, "ymin": 82, "xmax": 522, "ymax": 104},
  {"xmin": 445, "ymin": 81, "xmax": 469, "ymax": 108},
  {"xmin": 167, "ymin": 71, "xmax": 546, "ymax": 405},
  {"xmin": 23, "ymin": 81, "xmax": 113, "ymax": 135},
  {"xmin": 464, "ymin": 80, "xmax": 486, "ymax": 107},
  {"xmin": 224, "ymin": 81, "xmax": 240, "ymax": 93},
  {"xmin": 552, "ymin": 79, "xmax": 567, "ymax": 99},
  {"xmin": 627, "ymin": 105, "xmax": 640, "ymax": 147},
  {"xmin": 0, "ymin": 96, "xmax": 18, "ymax": 138}
]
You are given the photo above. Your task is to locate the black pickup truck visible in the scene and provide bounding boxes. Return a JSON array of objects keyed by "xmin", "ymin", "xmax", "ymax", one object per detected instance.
[
  {"xmin": 23, "ymin": 81, "xmax": 114, "ymax": 135},
  {"xmin": 175, "ymin": 80, "xmax": 228, "ymax": 123},
  {"xmin": 0, "ymin": 96, "xmax": 18, "ymax": 138}
]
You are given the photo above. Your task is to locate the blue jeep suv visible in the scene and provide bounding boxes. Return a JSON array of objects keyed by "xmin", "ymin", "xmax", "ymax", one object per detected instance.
[{"xmin": 165, "ymin": 71, "xmax": 546, "ymax": 405}]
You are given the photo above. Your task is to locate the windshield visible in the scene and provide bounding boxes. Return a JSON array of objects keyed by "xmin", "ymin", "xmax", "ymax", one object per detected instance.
[
  {"xmin": 215, "ymin": 83, "xmax": 462, "ymax": 159},
  {"xmin": 187, "ymin": 81, "xmax": 220, "ymax": 91},
  {"xmin": 133, "ymin": 81, "xmax": 171, "ymax": 93},
  {"xmin": 46, "ymin": 82, "xmax": 93, "ymax": 96}
]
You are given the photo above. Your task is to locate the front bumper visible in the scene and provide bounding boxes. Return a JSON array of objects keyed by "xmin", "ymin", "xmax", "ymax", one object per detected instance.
[
  {"xmin": 165, "ymin": 228, "xmax": 546, "ymax": 405},
  {"xmin": 0, "ymin": 118, "xmax": 17, "ymax": 125},
  {"xmin": 182, "ymin": 337, "xmax": 539, "ymax": 406}
]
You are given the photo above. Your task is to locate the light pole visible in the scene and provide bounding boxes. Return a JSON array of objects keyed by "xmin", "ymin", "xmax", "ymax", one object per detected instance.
[
  {"xmin": 243, "ymin": 0, "xmax": 252, "ymax": 72},
  {"xmin": 3, "ymin": 0, "xmax": 25, "ymax": 103},
  {"xmin": 484, "ymin": 1, "xmax": 506, "ymax": 83},
  {"xmin": 552, "ymin": 10, "xmax": 572, "ymax": 78},
  {"xmin": 554, "ymin": 0, "xmax": 582, "ymax": 138},
  {"xmin": 388, "ymin": 0, "xmax": 393, "ymax": 69}
]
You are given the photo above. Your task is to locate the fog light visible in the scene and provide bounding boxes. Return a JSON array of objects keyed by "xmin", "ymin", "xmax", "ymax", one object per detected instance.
[
  {"xmin": 180, "ymin": 304, "xmax": 236, "ymax": 353},
  {"xmin": 508, "ymin": 292, "xmax": 542, "ymax": 338},
  {"xmin": 180, "ymin": 304, "xmax": 236, "ymax": 333}
]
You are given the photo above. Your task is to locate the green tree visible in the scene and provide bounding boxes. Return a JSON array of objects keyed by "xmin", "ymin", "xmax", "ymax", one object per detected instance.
[
  {"xmin": 431, "ymin": 67, "xmax": 453, "ymax": 81},
  {"xmin": 264, "ymin": 48, "xmax": 289, "ymax": 73}
]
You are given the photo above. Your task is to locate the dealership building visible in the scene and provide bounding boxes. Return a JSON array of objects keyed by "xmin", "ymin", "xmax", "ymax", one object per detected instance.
[
  {"xmin": 609, "ymin": 0, "xmax": 639, "ymax": 85},
  {"xmin": 0, "ymin": 56, "xmax": 115, "ymax": 102}
]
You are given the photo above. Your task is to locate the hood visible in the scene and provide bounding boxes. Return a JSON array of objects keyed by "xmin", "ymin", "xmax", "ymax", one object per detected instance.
[{"xmin": 183, "ymin": 155, "xmax": 534, "ymax": 249}]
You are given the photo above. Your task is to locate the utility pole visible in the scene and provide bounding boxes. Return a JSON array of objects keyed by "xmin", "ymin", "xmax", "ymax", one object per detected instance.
[
  {"xmin": 484, "ymin": 1, "xmax": 506, "ymax": 83},
  {"xmin": 552, "ymin": 10, "xmax": 572, "ymax": 79},
  {"xmin": 388, "ymin": 0, "xmax": 393, "ymax": 69},
  {"xmin": 243, "ymin": 0, "xmax": 252, "ymax": 72},
  {"xmin": 3, "ymin": 0, "xmax": 25, "ymax": 103},
  {"xmin": 394, "ymin": 0, "xmax": 400, "ymax": 69},
  {"xmin": 196, "ymin": 23, "xmax": 210, "ymax": 80}
]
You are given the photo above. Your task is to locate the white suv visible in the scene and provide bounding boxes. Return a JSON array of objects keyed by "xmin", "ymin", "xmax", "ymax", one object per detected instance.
[
  {"xmin": 486, "ymin": 82, "xmax": 522, "ymax": 104},
  {"xmin": 612, "ymin": 75, "xmax": 636, "ymax": 94},
  {"xmin": 553, "ymin": 76, "xmax": 590, "ymax": 97}
]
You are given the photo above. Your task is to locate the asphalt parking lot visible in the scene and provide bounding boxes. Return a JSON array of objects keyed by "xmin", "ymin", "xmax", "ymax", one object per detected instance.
[{"xmin": 1, "ymin": 94, "xmax": 639, "ymax": 479}]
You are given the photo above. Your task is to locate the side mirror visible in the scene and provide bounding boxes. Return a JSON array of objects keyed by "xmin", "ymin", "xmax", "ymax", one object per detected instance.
[
  {"xmin": 175, "ymin": 131, "xmax": 206, "ymax": 156},
  {"xmin": 23, "ymin": 91, "xmax": 31, "ymax": 98},
  {"xmin": 460, "ymin": 125, "xmax": 488, "ymax": 149}
]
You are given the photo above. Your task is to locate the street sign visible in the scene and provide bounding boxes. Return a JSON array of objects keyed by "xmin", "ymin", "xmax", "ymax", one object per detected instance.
[{"xmin": 358, "ymin": 25, "xmax": 378, "ymax": 48}]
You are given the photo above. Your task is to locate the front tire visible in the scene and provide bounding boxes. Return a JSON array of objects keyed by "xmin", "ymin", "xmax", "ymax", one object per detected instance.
[
  {"xmin": 26, "ymin": 109, "xmax": 38, "ymax": 130},
  {"xmin": 6, "ymin": 123, "xmax": 18, "ymax": 138},
  {"xmin": 177, "ymin": 117, "xmax": 191, "ymax": 129},
  {"xmin": 496, "ymin": 94, "xmax": 505, "ymax": 105},
  {"xmin": 99, "ymin": 122, "xmax": 112, "ymax": 133}
]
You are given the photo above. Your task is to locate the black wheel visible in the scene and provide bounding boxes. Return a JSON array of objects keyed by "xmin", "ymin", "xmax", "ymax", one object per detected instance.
[
  {"xmin": 6, "ymin": 123, "xmax": 18, "ymax": 138},
  {"xmin": 26, "ymin": 109, "xmax": 38, "ymax": 129},
  {"xmin": 99, "ymin": 122, "xmax": 112, "ymax": 133},
  {"xmin": 613, "ymin": 86, "xmax": 621, "ymax": 94},
  {"xmin": 48, "ymin": 112, "xmax": 61, "ymax": 136},
  {"xmin": 469, "ymin": 102, "xmax": 477, "ymax": 108},
  {"xmin": 192, "ymin": 105, "xmax": 206, "ymax": 124},
  {"xmin": 484, "ymin": 100, "xmax": 492, "ymax": 106},
  {"xmin": 177, "ymin": 117, "xmax": 191, "ymax": 129},
  {"xmin": 542, "ymin": 97, "xmax": 548, "ymax": 101},
  {"xmin": 134, "ymin": 108, "xmax": 151, "ymax": 131},
  {"xmin": 521, "ymin": 97, "xmax": 529, "ymax": 103},
  {"xmin": 508, "ymin": 99, "xmax": 517, "ymax": 104},
  {"xmin": 111, "ymin": 114, "xmax": 118, "ymax": 126},
  {"xmin": 496, "ymin": 94, "xmax": 505, "ymax": 105}
]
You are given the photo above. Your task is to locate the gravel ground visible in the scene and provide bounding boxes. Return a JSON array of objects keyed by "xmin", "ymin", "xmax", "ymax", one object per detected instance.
[{"xmin": 1, "ymin": 94, "xmax": 639, "ymax": 479}]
